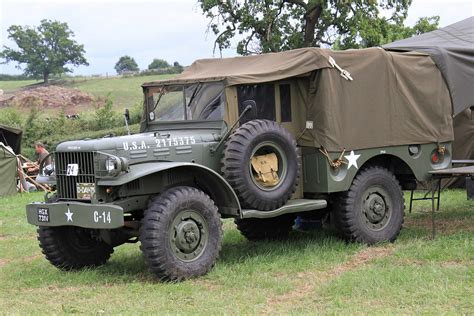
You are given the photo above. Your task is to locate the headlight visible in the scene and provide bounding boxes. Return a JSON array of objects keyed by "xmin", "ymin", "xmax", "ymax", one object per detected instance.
[{"xmin": 105, "ymin": 156, "xmax": 121, "ymax": 176}]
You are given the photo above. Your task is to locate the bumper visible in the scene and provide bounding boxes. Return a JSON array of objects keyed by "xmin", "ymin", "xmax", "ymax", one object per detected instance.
[{"xmin": 26, "ymin": 201, "xmax": 124, "ymax": 229}]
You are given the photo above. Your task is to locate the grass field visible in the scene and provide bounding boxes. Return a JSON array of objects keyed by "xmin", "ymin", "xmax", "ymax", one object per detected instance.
[
  {"xmin": 0, "ymin": 190, "xmax": 472, "ymax": 314},
  {"xmin": 66, "ymin": 74, "xmax": 175, "ymax": 109},
  {"xmin": 0, "ymin": 74, "xmax": 175, "ymax": 109},
  {"xmin": 0, "ymin": 79, "xmax": 42, "ymax": 91}
]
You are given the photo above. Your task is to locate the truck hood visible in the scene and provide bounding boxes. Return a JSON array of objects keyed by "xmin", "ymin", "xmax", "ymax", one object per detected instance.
[{"xmin": 55, "ymin": 128, "xmax": 222, "ymax": 165}]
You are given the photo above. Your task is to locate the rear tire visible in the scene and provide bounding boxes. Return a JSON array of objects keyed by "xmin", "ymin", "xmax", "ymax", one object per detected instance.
[
  {"xmin": 38, "ymin": 226, "xmax": 113, "ymax": 270},
  {"xmin": 333, "ymin": 166, "xmax": 404, "ymax": 244},
  {"xmin": 235, "ymin": 215, "xmax": 295, "ymax": 241},
  {"xmin": 139, "ymin": 186, "xmax": 222, "ymax": 281}
]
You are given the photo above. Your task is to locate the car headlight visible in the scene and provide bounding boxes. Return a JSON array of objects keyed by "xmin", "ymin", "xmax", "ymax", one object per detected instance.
[{"xmin": 105, "ymin": 156, "xmax": 121, "ymax": 176}]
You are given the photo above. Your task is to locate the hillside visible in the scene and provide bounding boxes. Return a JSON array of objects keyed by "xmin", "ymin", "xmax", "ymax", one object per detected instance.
[
  {"xmin": 0, "ymin": 74, "xmax": 175, "ymax": 110},
  {"xmin": 0, "ymin": 74, "xmax": 174, "ymax": 158}
]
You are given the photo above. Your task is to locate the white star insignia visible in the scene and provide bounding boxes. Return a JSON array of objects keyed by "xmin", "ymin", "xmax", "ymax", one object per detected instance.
[
  {"xmin": 345, "ymin": 150, "xmax": 361, "ymax": 170},
  {"xmin": 65, "ymin": 208, "xmax": 74, "ymax": 222}
]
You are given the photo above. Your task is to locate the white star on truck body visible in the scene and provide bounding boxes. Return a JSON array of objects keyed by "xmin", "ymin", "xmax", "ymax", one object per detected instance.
[
  {"xmin": 65, "ymin": 208, "xmax": 74, "ymax": 222},
  {"xmin": 345, "ymin": 150, "xmax": 361, "ymax": 170}
]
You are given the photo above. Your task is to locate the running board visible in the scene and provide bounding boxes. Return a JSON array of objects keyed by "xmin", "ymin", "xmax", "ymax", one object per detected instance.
[{"xmin": 241, "ymin": 199, "xmax": 327, "ymax": 219}]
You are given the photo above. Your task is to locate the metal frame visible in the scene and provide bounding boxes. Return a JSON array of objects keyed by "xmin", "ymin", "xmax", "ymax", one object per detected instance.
[{"xmin": 409, "ymin": 165, "xmax": 474, "ymax": 239}]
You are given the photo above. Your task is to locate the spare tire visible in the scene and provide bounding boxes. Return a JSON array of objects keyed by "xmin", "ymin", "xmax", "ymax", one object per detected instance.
[{"xmin": 221, "ymin": 119, "xmax": 300, "ymax": 211}]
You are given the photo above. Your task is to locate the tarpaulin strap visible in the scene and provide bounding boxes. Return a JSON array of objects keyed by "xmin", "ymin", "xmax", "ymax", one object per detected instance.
[
  {"xmin": 319, "ymin": 147, "xmax": 347, "ymax": 169},
  {"xmin": 328, "ymin": 56, "xmax": 353, "ymax": 81}
]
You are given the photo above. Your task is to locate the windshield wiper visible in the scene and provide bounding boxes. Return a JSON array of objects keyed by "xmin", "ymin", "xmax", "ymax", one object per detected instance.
[
  {"xmin": 187, "ymin": 83, "xmax": 202, "ymax": 108},
  {"xmin": 152, "ymin": 90, "xmax": 166, "ymax": 111}
]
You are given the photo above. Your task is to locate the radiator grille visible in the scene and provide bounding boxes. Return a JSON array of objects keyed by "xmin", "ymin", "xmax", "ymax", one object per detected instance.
[{"xmin": 55, "ymin": 152, "xmax": 95, "ymax": 200}]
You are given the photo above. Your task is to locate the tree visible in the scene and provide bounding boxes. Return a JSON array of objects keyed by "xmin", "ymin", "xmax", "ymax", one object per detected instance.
[
  {"xmin": 114, "ymin": 56, "xmax": 139, "ymax": 74},
  {"xmin": 148, "ymin": 58, "xmax": 170, "ymax": 70},
  {"xmin": 334, "ymin": 16, "xmax": 440, "ymax": 50},
  {"xmin": 198, "ymin": 0, "xmax": 439, "ymax": 55},
  {"xmin": 172, "ymin": 61, "xmax": 184, "ymax": 73},
  {"xmin": 0, "ymin": 19, "xmax": 88, "ymax": 83}
]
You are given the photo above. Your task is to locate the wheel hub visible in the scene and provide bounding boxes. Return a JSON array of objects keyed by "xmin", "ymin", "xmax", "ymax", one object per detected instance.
[
  {"xmin": 175, "ymin": 221, "xmax": 200, "ymax": 251},
  {"xmin": 362, "ymin": 191, "xmax": 391, "ymax": 230},
  {"xmin": 170, "ymin": 210, "xmax": 208, "ymax": 262}
]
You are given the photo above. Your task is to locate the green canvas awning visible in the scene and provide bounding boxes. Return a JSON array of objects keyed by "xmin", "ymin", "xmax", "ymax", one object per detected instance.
[
  {"xmin": 0, "ymin": 124, "xmax": 22, "ymax": 154},
  {"xmin": 0, "ymin": 143, "xmax": 17, "ymax": 196}
]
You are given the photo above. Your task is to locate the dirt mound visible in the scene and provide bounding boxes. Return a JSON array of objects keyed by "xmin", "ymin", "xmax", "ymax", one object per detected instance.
[{"xmin": 0, "ymin": 85, "xmax": 95, "ymax": 112}]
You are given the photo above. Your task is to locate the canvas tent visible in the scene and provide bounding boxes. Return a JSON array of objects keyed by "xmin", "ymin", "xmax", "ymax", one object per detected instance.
[
  {"xmin": 145, "ymin": 47, "xmax": 453, "ymax": 152},
  {"xmin": 384, "ymin": 17, "xmax": 474, "ymax": 187},
  {"xmin": 0, "ymin": 143, "xmax": 17, "ymax": 197},
  {"xmin": 0, "ymin": 124, "xmax": 22, "ymax": 155},
  {"xmin": 0, "ymin": 124, "xmax": 22, "ymax": 196},
  {"xmin": 383, "ymin": 16, "xmax": 474, "ymax": 116}
]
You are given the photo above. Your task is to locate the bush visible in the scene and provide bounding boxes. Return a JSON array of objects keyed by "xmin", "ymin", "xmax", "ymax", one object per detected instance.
[
  {"xmin": 94, "ymin": 94, "xmax": 120, "ymax": 129},
  {"xmin": 0, "ymin": 94, "xmax": 141, "ymax": 159},
  {"xmin": 0, "ymin": 107, "xmax": 23, "ymax": 128}
]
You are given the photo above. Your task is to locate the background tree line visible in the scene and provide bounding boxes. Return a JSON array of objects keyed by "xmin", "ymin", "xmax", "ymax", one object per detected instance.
[
  {"xmin": 114, "ymin": 56, "xmax": 184, "ymax": 75},
  {"xmin": 1, "ymin": 2, "xmax": 439, "ymax": 82}
]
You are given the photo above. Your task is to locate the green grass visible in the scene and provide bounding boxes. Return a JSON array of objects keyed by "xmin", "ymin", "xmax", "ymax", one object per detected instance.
[
  {"xmin": 0, "ymin": 74, "xmax": 175, "ymax": 109},
  {"xmin": 0, "ymin": 79, "xmax": 42, "ymax": 92},
  {"xmin": 0, "ymin": 190, "xmax": 472, "ymax": 314},
  {"xmin": 66, "ymin": 74, "xmax": 175, "ymax": 109}
]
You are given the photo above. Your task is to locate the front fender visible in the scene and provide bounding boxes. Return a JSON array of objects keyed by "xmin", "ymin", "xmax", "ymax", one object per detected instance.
[{"xmin": 98, "ymin": 162, "xmax": 241, "ymax": 217}]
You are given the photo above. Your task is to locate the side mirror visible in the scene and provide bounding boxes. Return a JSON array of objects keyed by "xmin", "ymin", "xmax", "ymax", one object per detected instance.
[{"xmin": 241, "ymin": 100, "xmax": 257, "ymax": 122}]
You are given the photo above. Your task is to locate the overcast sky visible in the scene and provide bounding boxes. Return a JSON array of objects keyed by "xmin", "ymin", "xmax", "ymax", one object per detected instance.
[{"xmin": 1, "ymin": 0, "xmax": 472, "ymax": 76}]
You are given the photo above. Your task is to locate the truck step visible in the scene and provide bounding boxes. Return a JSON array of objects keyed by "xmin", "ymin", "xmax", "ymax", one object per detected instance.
[{"xmin": 241, "ymin": 199, "xmax": 327, "ymax": 219}]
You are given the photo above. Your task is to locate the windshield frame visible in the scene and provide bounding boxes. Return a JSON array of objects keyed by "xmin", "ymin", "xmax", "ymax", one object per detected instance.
[{"xmin": 145, "ymin": 82, "xmax": 226, "ymax": 124}]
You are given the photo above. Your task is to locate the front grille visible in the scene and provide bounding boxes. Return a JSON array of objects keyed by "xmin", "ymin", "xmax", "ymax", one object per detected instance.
[{"xmin": 55, "ymin": 152, "xmax": 95, "ymax": 200}]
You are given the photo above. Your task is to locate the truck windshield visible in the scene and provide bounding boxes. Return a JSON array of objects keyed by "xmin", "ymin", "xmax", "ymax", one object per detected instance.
[{"xmin": 148, "ymin": 82, "xmax": 225, "ymax": 122}]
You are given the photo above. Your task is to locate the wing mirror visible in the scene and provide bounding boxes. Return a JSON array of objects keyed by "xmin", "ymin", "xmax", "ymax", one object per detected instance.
[{"xmin": 240, "ymin": 100, "xmax": 257, "ymax": 122}]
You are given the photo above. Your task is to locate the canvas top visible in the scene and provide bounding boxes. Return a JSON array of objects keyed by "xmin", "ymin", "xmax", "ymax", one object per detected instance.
[{"xmin": 143, "ymin": 47, "xmax": 454, "ymax": 151}]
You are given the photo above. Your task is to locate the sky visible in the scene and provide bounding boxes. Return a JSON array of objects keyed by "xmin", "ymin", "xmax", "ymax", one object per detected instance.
[{"xmin": 0, "ymin": 0, "xmax": 473, "ymax": 76}]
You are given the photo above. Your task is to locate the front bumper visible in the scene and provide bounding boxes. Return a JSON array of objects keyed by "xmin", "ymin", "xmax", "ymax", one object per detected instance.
[{"xmin": 26, "ymin": 201, "xmax": 124, "ymax": 229}]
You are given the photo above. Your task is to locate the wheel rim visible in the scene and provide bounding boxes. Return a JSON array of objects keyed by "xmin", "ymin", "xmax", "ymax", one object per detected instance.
[
  {"xmin": 248, "ymin": 141, "xmax": 288, "ymax": 191},
  {"xmin": 361, "ymin": 187, "xmax": 392, "ymax": 231},
  {"xmin": 169, "ymin": 210, "xmax": 208, "ymax": 262}
]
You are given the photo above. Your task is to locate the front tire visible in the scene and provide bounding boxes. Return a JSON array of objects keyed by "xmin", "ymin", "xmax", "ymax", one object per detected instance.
[
  {"xmin": 139, "ymin": 186, "xmax": 222, "ymax": 281},
  {"xmin": 38, "ymin": 226, "xmax": 113, "ymax": 270},
  {"xmin": 333, "ymin": 166, "xmax": 404, "ymax": 244}
]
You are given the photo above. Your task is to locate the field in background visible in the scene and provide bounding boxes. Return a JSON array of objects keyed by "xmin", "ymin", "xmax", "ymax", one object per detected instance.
[
  {"xmin": 0, "ymin": 190, "xmax": 472, "ymax": 314},
  {"xmin": 0, "ymin": 79, "xmax": 41, "ymax": 92},
  {"xmin": 0, "ymin": 74, "xmax": 175, "ymax": 109},
  {"xmin": 0, "ymin": 75, "xmax": 175, "ymax": 158}
]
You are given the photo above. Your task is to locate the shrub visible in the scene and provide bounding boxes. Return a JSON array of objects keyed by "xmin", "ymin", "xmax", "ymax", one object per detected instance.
[
  {"xmin": 0, "ymin": 107, "xmax": 23, "ymax": 128},
  {"xmin": 94, "ymin": 94, "xmax": 120, "ymax": 130}
]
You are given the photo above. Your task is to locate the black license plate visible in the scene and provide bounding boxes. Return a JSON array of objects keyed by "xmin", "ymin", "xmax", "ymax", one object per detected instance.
[{"xmin": 37, "ymin": 208, "xmax": 50, "ymax": 222}]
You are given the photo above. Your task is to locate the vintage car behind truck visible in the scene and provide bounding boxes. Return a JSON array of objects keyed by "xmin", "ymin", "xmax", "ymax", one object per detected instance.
[{"xmin": 27, "ymin": 47, "xmax": 458, "ymax": 280}]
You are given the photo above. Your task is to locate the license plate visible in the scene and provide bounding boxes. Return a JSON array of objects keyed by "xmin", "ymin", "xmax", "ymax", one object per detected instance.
[
  {"xmin": 37, "ymin": 208, "xmax": 50, "ymax": 222},
  {"xmin": 77, "ymin": 183, "xmax": 95, "ymax": 200}
]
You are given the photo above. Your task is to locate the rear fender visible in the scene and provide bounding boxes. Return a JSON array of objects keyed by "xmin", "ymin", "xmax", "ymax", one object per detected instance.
[{"xmin": 98, "ymin": 162, "xmax": 241, "ymax": 217}]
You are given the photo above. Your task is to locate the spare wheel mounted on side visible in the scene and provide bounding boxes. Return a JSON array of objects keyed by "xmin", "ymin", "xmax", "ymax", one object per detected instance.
[{"xmin": 221, "ymin": 119, "xmax": 300, "ymax": 211}]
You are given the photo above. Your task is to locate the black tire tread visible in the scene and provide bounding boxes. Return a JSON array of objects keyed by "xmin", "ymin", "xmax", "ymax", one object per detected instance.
[
  {"xmin": 37, "ymin": 226, "xmax": 113, "ymax": 270},
  {"xmin": 333, "ymin": 166, "xmax": 405, "ymax": 244},
  {"xmin": 139, "ymin": 186, "xmax": 222, "ymax": 281},
  {"xmin": 221, "ymin": 119, "xmax": 300, "ymax": 211}
]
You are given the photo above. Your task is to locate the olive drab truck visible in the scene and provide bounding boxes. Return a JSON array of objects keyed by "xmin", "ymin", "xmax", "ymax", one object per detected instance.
[{"xmin": 26, "ymin": 47, "xmax": 463, "ymax": 281}]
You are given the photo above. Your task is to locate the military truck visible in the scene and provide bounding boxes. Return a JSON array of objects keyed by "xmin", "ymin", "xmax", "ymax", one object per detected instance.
[{"xmin": 27, "ymin": 47, "xmax": 455, "ymax": 281}]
